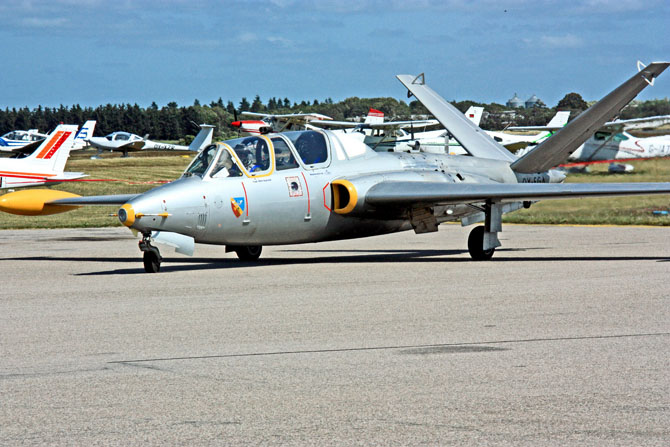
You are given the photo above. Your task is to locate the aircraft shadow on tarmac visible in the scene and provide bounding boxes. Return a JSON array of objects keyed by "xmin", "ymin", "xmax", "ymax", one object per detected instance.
[{"xmin": 1, "ymin": 247, "xmax": 668, "ymax": 275}]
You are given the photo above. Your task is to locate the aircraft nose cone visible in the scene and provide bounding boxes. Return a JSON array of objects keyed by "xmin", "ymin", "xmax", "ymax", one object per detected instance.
[
  {"xmin": 118, "ymin": 203, "xmax": 135, "ymax": 227},
  {"xmin": 231, "ymin": 121, "xmax": 241, "ymax": 128}
]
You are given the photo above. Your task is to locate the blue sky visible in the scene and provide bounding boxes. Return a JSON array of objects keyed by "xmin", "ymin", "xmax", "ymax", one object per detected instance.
[{"xmin": 1, "ymin": 0, "xmax": 669, "ymax": 109}]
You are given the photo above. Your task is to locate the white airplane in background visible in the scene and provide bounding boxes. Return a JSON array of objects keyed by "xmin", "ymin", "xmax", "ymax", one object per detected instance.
[
  {"xmin": 1, "ymin": 120, "xmax": 97, "ymax": 155},
  {"xmin": 311, "ymin": 107, "xmax": 485, "ymax": 154},
  {"xmin": 0, "ymin": 129, "xmax": 47, "ymax": 151},
  {"xmin": 231, "ymin": 112, "xmax": 333, "ymax": 135},
  {"xmin": 485, "ymin": 111, "xmax": 571, "ymax": 151},
  {"xmin": 565, "ymin": 115, "xmax": 670, "ymax": 172},
  {"xmin": 87, "ymin": 124, "xmax": 214, "ymax": 158},
  {"xmin": 0, "ymin": 124, "xmax": 85, "ymax": 189},
  {"xmin": 72, "ymin": 120, "xmax": 97, "ymax": 150}
]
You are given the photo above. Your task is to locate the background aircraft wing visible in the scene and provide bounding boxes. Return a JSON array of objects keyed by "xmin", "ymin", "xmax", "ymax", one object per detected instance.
[
  {"xmin": 7, "ymin": 139, "xmax": 44, "ymax": 156},
  {"xmin": 311, "ymin": 119, "xmax": 441, "ymax": 130},
  {"xmin": 601, "ymin": 114, "xmax": 670, "ymax": 132},
  {"xmin": 367, "ymin": 119, "xmax": 440, "ymax": 130},
  {"xmin": 241, "ymin": 112, "xmax": 332, "ymax": 120},
  {"xmin": 397, "ymin": 73, "xmax": 516, "ymax": 162},
  {"xmin": 364, "ymin": 181, "xmax": 670, "ymax": 207},
  {"xmin": 309, "ymin": 120, "xmax": 358, "ymax": 129}
]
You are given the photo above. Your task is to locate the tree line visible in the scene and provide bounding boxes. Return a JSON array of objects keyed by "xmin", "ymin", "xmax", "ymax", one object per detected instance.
[{"xmin": 1, "ymin": 94, "xmax": 668, "ymax": 142}]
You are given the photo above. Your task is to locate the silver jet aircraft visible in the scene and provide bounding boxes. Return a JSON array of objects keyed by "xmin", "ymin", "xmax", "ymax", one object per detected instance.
[{"xmin": 1, "ymin": 62, "xmax": 669, "ymax": 273}]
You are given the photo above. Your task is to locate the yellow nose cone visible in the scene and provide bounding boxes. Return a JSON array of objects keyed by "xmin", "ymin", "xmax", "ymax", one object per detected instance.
[{"xmin": 118, "ymin": 203, "xmax": 136, "ymax": 227}]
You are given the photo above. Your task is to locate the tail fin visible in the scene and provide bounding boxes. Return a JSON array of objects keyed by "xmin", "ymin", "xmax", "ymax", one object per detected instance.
[
  {"xmin": 188, "ymin": 124, "xmax": 215, "ymax": 151},
  {"xmin": 364, "ymin": 108, "xmax": 385, "ymax": 125},
  {"xmin": 511, "ymin": 61, "xmax": 669, "ymax": 174},
  {"xmin": 27, "ymin": 124, "xmax": 79, "ymax": 174},
  {"xmin": 546, "ymin": 111, "xmax": 570, "ymax": 128},
  {"xmin": 72, "ymin": 120, "xmax": 96, "ymax": 150},
  {"xmin": 464, "ymin": 106, "xmax": 484, "ymax": 126}
]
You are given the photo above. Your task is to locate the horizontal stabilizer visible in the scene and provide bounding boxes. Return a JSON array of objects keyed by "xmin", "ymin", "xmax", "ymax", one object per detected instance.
[
  {"xmin": 511, "ymin": 62, "xmax": 669, "ymax": 174},
  {"xmin": 365, "ymin": 181, "xmax": 670, "ymax": 207}
]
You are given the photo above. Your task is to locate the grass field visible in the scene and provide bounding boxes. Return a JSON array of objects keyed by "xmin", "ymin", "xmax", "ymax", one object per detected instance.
[{"xmin": 1, "ymin": 150, "xmax": 669, "ymax": 229}]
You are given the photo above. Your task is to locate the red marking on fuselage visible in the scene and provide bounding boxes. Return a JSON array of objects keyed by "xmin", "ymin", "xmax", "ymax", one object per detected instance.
[
  {"xmin": 322, "ymin": 182, "xmax": 331, "ymax": 212},
  {"xmin": 241, "ymin": 181, "xmax": 249, "ymax": 217},
  {"xmin": 633, "ymin": 140, "xmax": 646, "ymax": 153},
  {"xmin": 301, "ymin": 172, "xmax": 311, "ymax": 214}
]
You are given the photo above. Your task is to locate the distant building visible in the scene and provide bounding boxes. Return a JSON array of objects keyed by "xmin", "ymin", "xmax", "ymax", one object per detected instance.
[
  {"xmin": 506, "ymin": 93, "xmax": 523, "ymax": 108},
  {"xmin": 525, "ymin": 94, "xmax": 540, "ymax": 108}
]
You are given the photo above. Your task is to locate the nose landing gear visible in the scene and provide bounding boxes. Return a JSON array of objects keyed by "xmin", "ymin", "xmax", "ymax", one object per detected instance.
[
  {"xmin": 227, "ymin": 245, "xmax": 263, "ymax": 261},
  {"xmin": 139, "ymin": 233, "xmax": 162, "ymax": 273}
]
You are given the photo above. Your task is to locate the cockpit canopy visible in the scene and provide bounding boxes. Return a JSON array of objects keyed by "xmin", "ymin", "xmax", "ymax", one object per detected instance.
[
  {"xmin": 182, "ymin": 130, "xmax": 373, "ymax": 179},
  {"xmin": 105, "ymin": 132, "xmax": 142, "ymax": 142},
  {"xmin": 1, "ymin": 131, "xmax": 42, "ymax": 142}
]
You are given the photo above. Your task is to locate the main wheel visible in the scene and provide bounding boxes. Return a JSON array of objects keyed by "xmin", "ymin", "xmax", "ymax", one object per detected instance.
[
  {"xmin": 235, "ymin": 245, "xmax": 263, "ymax": 261},
  {"xmin": 143, "ymin": 250, "xmax": 161, "ymax": 273},
  {"xmin": 468, "ymin": 226, "xmax": 495, "ymax": 261}
]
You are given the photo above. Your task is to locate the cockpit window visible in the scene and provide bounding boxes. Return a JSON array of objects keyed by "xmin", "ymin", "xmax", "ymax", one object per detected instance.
[
  {"xmin": 184, "ymin": 144, "xmax": 218, "ymax": 177},
  {"xmin": 594, "ymin": 131, "xmax": 611, "ymax": 141},
  {"xmin": 116, "ymin": 133, "xmax": 130, "ymax": 141},
  {"xmin": 272, "ymin": 137, "xmax": 299, "ymax": 171},
  {"xmin": 210, "ymin": 145, "xmax": 244, "ymax": 178},
  {"xmin": 285, "ymin": 131, "xmax": 329, "ymax": 166},
  {"xmin": 230, "ymin": 136, "xmax": 272, "ymax": 175}
]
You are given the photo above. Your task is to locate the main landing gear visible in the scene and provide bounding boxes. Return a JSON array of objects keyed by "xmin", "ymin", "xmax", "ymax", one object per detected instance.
[
  {"xmin": 467, "ymin": 200, "xmax": 503, "ymax": 261},
  {"xmin": 468, "ymin": 226, "xmax": 495, "ymax": 260},
  {"xmin": 139, "ymin": 233, "xmax": 162, "ymax": 273},
  {"xmin": 227, "ymin": 245, "xmax": 263, "ymax": 261}
]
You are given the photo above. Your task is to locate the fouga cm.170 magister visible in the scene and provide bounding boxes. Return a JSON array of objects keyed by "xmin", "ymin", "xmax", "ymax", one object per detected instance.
[{"xmin": 1, "ymin": 62, "xmax": 670, "ymax": 273}]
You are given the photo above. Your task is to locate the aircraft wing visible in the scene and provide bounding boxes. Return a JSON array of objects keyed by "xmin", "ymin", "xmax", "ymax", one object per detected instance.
[
  {"xmin": 602, "ymin": 114, "xmax": 670, "ymax": 131},
  {"xmin": 309, "ymin": 119, "xmax": 440, "ymax": 130},
  {"xmin": 364, "ymin": 181, "xmax": 670, "ymax": 207},
  {"xmin": 5, "ymin": 139, "xmax": 44, "ymax": 156},
  {"xmin": 241, "ymin": 112, "xmax": 333, "ymax": 121},
  {"xmin": 397, "ymin": 73, "xmax": 516, "ymax": 162},
  {"xmin": 308, "ymin": 120, "xmax": 359, "ymax": 129}
]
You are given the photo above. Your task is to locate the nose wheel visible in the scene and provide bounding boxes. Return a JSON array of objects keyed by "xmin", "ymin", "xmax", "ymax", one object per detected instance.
[
  {"xmin": 139, "ymin": 234, "xmax": 162, "ymax": 273},
  {"xmin": 230, "ymin": 245, "xmax": 263, "ymax": 261}
]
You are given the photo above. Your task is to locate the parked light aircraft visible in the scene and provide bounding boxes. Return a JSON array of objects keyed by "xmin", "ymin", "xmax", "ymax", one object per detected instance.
[
  {"xmin": 486, "ymin": 111, "xmax": 571, "ymax": 151},
  {"xmin": 0, "ymin": 124, "xmax": 84, "ymax": 189},
  {"xmin": 311, "ymin": 106, "xmax": 482, "ymax": 154},
  {"xmin": 0, "ymin": 129, "xmax": 47, "ymax": 151},
  {"xmin": 1, "ymin": 62, "xmax": 669, "ymax": 273},
  {"xmin": 514, "ymin": 114, "xmax": 670, "ymax": 172},
  {"xmin": 72, "ymin": 120, "xmax": 97, "ymax": 150},
  {"xmin": 568, "ymin": 117, "xmax": 670, "ymax": 163},
  {"xmin": 231, "ymin": 112, "xmax": 333, "ymax": 135},
  {"xmin": 87, "ymin": 125, "xmax": 215, "ymax": 157}
]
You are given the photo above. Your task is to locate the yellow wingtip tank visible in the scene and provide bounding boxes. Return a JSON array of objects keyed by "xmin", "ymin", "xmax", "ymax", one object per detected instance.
[{"xmin": 0, "ymin": 189, "xmax": 81, "ymax": 216}]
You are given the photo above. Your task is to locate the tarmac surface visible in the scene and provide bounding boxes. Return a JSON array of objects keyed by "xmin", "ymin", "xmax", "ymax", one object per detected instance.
[{"xmin": 0, "ymin": 224, "xmax": 669, "ymax": 445}]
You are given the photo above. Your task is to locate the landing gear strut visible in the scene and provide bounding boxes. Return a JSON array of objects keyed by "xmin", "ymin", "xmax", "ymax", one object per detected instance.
[
  {"xmin": 139, "ymin": 233, "xmax": 162, "ymax": 273},
  {"xmin": 228, "ymin": 245, "xmax": 263, "ymax": 261}
]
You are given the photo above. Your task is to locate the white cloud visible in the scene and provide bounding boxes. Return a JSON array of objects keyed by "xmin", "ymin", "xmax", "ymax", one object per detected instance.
[
  {"xmin": 21, "ymin": 17, "xmax": 69, "ymax": 27},
  {"xmin": 525, "ymin": 33, "xmax": 584, "ymax": 49}
]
